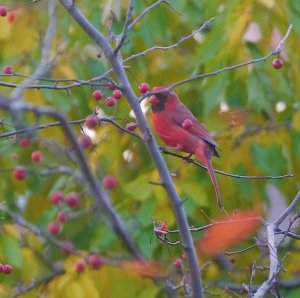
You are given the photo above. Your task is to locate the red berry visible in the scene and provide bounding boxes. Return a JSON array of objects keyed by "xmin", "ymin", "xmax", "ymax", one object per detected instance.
[
  {"xmin": 126, "ymin": 121, "xmax": 137, "ymax": 131},
  {"xmin": 19, "ymin": 138, "xmax": 30, "ymax": 147},
  {"xmin": 106, "ymin": 81, "xmax": 116, "ymax": 90},
  {"xmin": 75, "ymin": 260, "xmax": 85, "ymax": 272},
  {"xmin": 182, "ymin": 253, "xmax": 187, "ymax": 261},
  {"xmin": 105, "ymin": 97, "xmax": 116, "ymax": 107},
  {"xmin": 77, "ymin": 134, "xmax": 92, "ymax": 149},
  {"xmin": 92, "ymin": 90, "xmax": 103, "ymax": 100},
  {"xmin": 0, "ymin": 264, "xmax": 4, "ymax": 273},
  {"xmin": 3, "ymin": 264, "xmax": 13, "ymax": 274},
  {"xmin": 173, "ymin": 258, "xmax": 183, "ymax": 269},
  {"xmin": 31, "ymin": 150, "xmax": 43, "ymax": 162},
  {"xmin": 57, "ymin": 211, "xmax": 69, "ymax": 223},
  {"xmin": 0, "ymin": 6, "xmax": 7, "ymax": 17},
  {"xmin": 88, "ymin": 254, "xmax": 104, "ymax": 270},
  {"xmin": 50, "ymin": 191, "xmax": 64, "ymax": 205},
  {"xmin": 48, "ymin": 222, "xmax": 60, "ymax": 235},
  {"xmin": 112, "ymin": 89, "xmax": 122, "ymax": 100},
  {"xmin": 61, "ymin": 241, "xmax": 73, "ymax": 253},
  {"xmin": 85, "ymin": 115, "xmax": 98, "ymax": 129},
  {"xmin": 10, "ymin": 153, "xmax": 19, "ymax": 160},
  {"xmin": 182, "ymin": 119, "xmax": 193, "ymax": 130},
  {"xmin": 65, "ymin": 192, "xmax": 80, "ymax": 208},
  {"xmin": 103, "ymin": 175, "xmax": 117, "ymax": 190},
  {"xmin": 3, "ymin": 65, "xmax": 13, "ymax": 74},
  {"xmin": 272, "ymin": 58, "xmax": 283, "ymax": 69},
  {"xmin": 7, "ymin": 13, "xmax": 15, "ymax": 23},
  {"xmin": 138, "ymin": 82, "xmax": 150, "ymax": 94},
  {"xmin": 13, "ymin": 166, "xmax": 27, "ymax": 180}
]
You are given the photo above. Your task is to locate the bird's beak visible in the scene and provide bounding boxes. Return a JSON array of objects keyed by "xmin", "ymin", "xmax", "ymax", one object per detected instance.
[{"xmin": 149, "ymin": 95, "xmax": 159, "ymax": 105}]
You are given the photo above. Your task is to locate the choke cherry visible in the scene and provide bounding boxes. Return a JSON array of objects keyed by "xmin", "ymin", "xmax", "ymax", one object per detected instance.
[
  {"xmin": 126, "ymin": 122, "xmax": 137, "ymax": 131},
  {"xmin": 19, "ymin": 138, "xmax": 30, "ymax": 147},
  {"xmin": 3, "ymin": 65, "xmax": 13, "ymax": 74},
  {"xmin": 272, "ymin": 58, "xmax": 283, "ymax": 69},
  {"xmin": 65, "ymin": 192, "xmax": 80, "ymax": 208},
  {"xmin": 138, "ymin": 82, "xmax": 150, "ymax": 94},
  {"xmin": 173, "ymin": 258, "xmax": 183, "ymax": 270},
  {"xmin": 105, "ymin": 97, "xmax": 116, "ymax": 107},
  {"xmin": 50, "ymin": 191, "xmax": 64, "ymax": 205},
  {"xmin": 103, "ymin": 175, "xmax": 117, "ymax": 190},
  {"xmin": 31, "ymin": 150, "xmax": 43, "ymax": 162},
  {"xmin": 88, "ymin": 254, "xmax": 104, "ymax": 270},
  {"xmin": 77, "ymin": 134, "xmax": 92, "ymax": 149},
  {"xmin": 92, "ymin": 90, "xmax": 103, "ymax": 100},
  {"xmin": 61, "ymin": 241, "xmax": 73, "ymax": 253},
  {"xmin": 112, "ymin": 89, "xmax": 122, "ymax": 100},
  {"xmin": 48, "ymin": 222, "xmax": 60, "ymax": 235},
  {"xmin": 182, "ymin": 119, "xmax": 193, "ymax": 130},
  {"xmin": 85, "ymin": 115, "xmax": 98, "ymax": 129},
  {"xmin": 13, "ymin": 166, "xmax": 27, "ymax": 180},
  {"xmin": 106, "ymin": 81, "xmax": 116, "ymax": 90},
  {"xmin": 75, "ymin": 260, "xmax": 85, "ymax": 272},
  {"xmin": 3, "ymin": 264, "xmax": 13, "ymax": 274},
  {"xmin": 57, "ymin": 211, "xmax": 69, "ymax": 223},
  {"xmin": 0, "ymin": 6, "xmax": 7, "ymax": 17}
]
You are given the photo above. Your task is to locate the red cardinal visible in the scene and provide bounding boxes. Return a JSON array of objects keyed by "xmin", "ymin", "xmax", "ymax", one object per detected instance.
[{"xmin": 149, "ymin": 86, "xmax": 222, "ymax": 209}]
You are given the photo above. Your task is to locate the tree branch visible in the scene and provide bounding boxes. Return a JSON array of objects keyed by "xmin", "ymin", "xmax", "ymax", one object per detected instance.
[{"xmin": 58, "ymin": 1, "xmax": 204, "ymax": 297}]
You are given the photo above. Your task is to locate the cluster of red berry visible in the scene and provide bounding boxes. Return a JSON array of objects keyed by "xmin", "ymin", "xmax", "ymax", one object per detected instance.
[
  {"xmin": 75, "ymin": 254, "xmax": 104, "ymax": 273},
  {"xmin": 0, "ymin": 263, "xmax": 13, "ymax": 274},
  {"xmin": 47, "ymin": 191, "xmax": 80, "ymax": 235},
  {"xmin": 11, "ymin": 139, "xmax": 43, "ymax": 180},
  {"xmin": 0, "ymin": 5, "xmax": 16, "ymax": 23}
]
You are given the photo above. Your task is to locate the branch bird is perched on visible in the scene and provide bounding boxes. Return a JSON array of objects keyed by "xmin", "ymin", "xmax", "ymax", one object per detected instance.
[{"xmin": 149, "ymin": 86, "xmax": 222, "ymax": 209}]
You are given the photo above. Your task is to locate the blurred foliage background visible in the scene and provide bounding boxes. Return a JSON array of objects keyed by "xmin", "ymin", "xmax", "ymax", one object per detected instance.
[{"xmin": 0, "ymin": 0, "xmax": 300, "ymax": 297}]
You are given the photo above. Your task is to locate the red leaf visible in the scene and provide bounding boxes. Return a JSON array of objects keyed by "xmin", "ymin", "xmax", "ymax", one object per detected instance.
[{"xmin": 199, "ymin": 210, "xmax": 261, "ymax": 257}]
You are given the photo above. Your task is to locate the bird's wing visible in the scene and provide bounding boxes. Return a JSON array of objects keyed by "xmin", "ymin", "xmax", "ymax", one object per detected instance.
[{"xmin": 170, "ymin": 104, "xmax": 219, "ymax": 149}]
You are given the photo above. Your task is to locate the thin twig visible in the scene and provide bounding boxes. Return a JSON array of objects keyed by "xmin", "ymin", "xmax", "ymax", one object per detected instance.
[
  {"xmin": 162, "ymin": 150, "xmax": 295, "ymax": 180},
  {"xmin": 10, "ymin": 0, "xmax": 57, "ymax": 100},
  {"xmin": 0, "ymin": 117, "xmax": 142, "ymax": 141},
  {"xmin": 114, "ymin": 0, "xmax": 134, "ymax": 54},
  {"xmin": 168, "ymin": 25, "xmax": 293, "ymax": 89},
  {"xmin": 12, "ymin": 268, "xmax": 65, "ymax": 298},
  {"xmin": 124, "ymin": 18, "xmax": 214, "ymax": 63},
  {"xmin": 274, "ymin": 190, "xmax": 300, "ymax": 229},
  {"xmin": 128, "ymin": 0, "xmax": 165, "ymax": 30}
]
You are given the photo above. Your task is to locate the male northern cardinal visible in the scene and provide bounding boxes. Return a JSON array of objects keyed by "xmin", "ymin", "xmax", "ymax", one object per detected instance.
[{"xmin": 149, "ymin": 86, "xmax": 222, "ymax": 209}]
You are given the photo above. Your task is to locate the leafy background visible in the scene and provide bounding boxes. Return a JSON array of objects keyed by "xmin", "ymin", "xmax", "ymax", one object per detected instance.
[{"xmin": 0, "ymin": 0, "xmax": 299, "ymax": 297}]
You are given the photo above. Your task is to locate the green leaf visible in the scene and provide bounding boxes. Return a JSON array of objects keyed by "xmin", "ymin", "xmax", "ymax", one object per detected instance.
[
  {"xmin": 3, "ymin": 236, "xmax": 23, "ymax": 268},
  {"xmin": 251, "ymin": 143, "xmax": 286, "ymax": 175}
]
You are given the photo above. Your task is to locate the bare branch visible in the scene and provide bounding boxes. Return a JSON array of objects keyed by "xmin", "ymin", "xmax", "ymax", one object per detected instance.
[
  {"xmin": 128, "ymin": 0, "xmax": 165, "ymax": 30},
  {"xmin": 253, "ymin": 223, "xmax": 278, "ymax": 298},
  {"xmin": 124, "ymin": 18, "xmax": 214, "ymax": 63},
  {"xmin": 162, "ymin": 150, "xmax": 295, "ymax": 180},
  {"xmin": 274, "ymin": 190, "xmax": 300, "ymax": 229},
  {"xmin": 12, "ymin": 268, "xmax": 65, "ymax": 298},
  {"xmin": 10, "ymin": 0, "xmax": 57, "ymax": 100},
  {"xmin": 168, "ymin": 24, "xmax": 293, "ymax": 89},
  {"xmin": 113, "ymin": 0, "xmax": 135, "ymax": 54}
]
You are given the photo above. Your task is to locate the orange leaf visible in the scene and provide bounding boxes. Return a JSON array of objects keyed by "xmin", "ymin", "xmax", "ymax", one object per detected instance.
[
  {"xmin": 122, "ymin": 260, "xmax": 167, "ymax": 279},
  {"xmin": 199, "ymin": 210, "xmax": 261, "ymax": 257}
]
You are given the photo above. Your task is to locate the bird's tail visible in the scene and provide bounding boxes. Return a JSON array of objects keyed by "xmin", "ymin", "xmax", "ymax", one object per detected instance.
[{"xmin": 195, "ymin": 146, "xmax": 223, "ymax": 209}]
